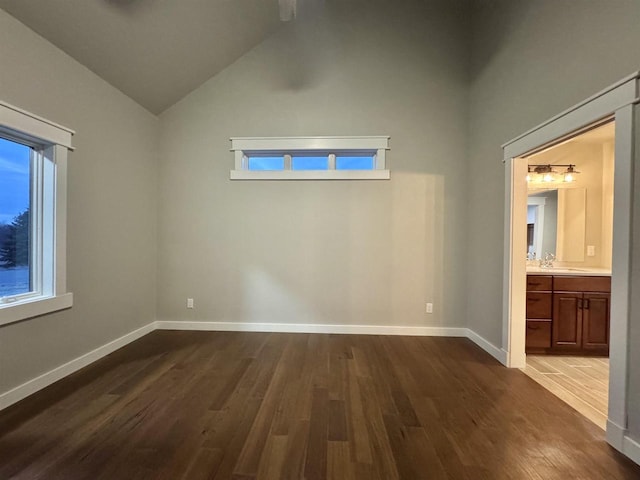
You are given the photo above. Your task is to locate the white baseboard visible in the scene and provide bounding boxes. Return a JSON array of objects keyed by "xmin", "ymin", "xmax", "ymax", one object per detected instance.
[
  {"xmin": 155, "ymin": 320, "xmax": 468, "ymax": 337},
  {"xmin": 622, "ymin": 435, "xmax": 640, "ymax": 466},
  {"xmin": 607, "ymin": 419, "xmax": 626, "ymax": 451},
  {"xmin": 0, "ymin": 321, "xmax": 156, "ymax": 411},
  {"xmin": 155, "ymin": 321, "xmax": 506, "ymax": 365},
  {"xmin": 607, "ymin": 420, "xmax": 640, "ymax": 467},
  {"xmin": 465, "ymin": 328, "xmax": 508, "ymax": 365}
]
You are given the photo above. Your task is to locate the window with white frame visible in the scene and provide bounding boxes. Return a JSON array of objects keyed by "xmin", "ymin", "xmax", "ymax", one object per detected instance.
[
  {"xmin": 0, "ymin": 101, "xmax": 74, "ymax": 326},
  {"xmin": 230, "ymin": 136, "xmax": 390, "ymax": 180}
]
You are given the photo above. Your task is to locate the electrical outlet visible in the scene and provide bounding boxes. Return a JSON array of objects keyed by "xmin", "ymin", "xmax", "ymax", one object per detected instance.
[
  {"xmin": 426, "ymin": 303, "xmax": 433, "ymax": 314},
  {"xmin": 587, "ymin": 245, "xmax": 596, "ymax": 257},
  {"xmin": 187, "ymin": 298, "xmax": 194, "ymax": 309}
]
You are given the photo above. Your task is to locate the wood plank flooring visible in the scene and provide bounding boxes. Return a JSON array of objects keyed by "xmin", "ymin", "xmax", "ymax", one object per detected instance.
[
  {"xmin": 0, "ymin": 331, "xmax": 638, "ymax": 479},
  {"xmin": 524, "ymin": 355, "xmax": 609, "ymax": 430}
]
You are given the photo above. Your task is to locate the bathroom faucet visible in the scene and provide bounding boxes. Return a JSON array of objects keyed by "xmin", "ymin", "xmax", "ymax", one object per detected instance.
[{"xmin": 539, "ymin": 252, "xmax": 555, "ymax": 268}]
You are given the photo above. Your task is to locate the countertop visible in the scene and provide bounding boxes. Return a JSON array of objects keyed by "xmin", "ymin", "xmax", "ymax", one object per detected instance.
[{"xmin": 526, "ymin": 266, "xmax": 611, "ymax": 277}]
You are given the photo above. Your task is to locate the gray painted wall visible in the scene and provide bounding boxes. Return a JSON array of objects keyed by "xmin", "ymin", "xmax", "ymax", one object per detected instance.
[
  {"xmin": 157, "ymin": 0, "xmax": 470, "ymax": 329},
  {"xmin": 0, "ymin": 10, "xmax": 159, "ymax": 393},
  {"xmin": 467, "ymin": 0, "xmax": 640, "ymax": 444},
  {"xmin": 467, "ymin": 0, "xmax": 640, "ymax": 344}
]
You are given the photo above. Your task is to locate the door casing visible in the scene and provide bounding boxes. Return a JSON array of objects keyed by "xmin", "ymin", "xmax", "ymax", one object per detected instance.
[{"xmin": 501, "ymin": 72, "xmax": 639, "ymax": 456}]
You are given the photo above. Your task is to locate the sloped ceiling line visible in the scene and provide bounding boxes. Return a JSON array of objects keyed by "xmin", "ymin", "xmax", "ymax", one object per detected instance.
[{"xmin": 0, "ymin": 0, "xmax": 284, "ymax": 114}]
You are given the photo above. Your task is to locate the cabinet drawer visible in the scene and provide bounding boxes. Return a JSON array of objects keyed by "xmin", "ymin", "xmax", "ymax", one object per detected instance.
[
  {"xmin": 553, "ymin": 276, "xmax": 611, "ymax": 293},
  {"xmin": 526, "ymin": 292, "xmax": 552, "ymax": 319},
  {"xmin": 527, "ymin": 275, "xmax": 552, "ymax": 291},
  {"xmin": 526, "ymin": 320, "xmax": 552, "ymax": 349}
]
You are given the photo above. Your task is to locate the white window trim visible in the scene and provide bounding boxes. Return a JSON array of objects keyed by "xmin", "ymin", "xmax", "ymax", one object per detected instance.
[
  {"xmin": 230, "ymin": 136, "xmax": 390, "ymax": 180},
  {"xmin": 0, "ymin": 101, "xmax": 74, "ymax": 326}
]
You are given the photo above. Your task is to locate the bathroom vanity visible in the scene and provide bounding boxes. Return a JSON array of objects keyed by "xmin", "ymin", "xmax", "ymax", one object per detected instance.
[{"xmin": 526, "ymin": 269, "xmax": 611, "ymax": 356}]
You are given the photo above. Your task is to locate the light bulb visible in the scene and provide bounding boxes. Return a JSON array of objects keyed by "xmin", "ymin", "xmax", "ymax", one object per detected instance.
[
  {"xmin": 543, "ymin": 173, "xmax": 553, "ymax": 182},
  {"xmin": 526, "ymin": 173, "xmax": 531, "ymax": 182},
  {"xmin": 563, "ymin": 165, "xmax": 578, "ymax": 182}
]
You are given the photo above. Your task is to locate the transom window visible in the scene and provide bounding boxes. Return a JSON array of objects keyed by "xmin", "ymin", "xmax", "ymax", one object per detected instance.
[{"xmin": 230, "ymin": 136, "xmax": 390, "ymax": 180}]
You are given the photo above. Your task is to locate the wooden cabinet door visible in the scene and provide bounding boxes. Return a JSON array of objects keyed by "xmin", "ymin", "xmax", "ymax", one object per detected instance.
[
  {"xmin": 582, "ymin": 293, "xmax": 610, "ymax": 353},
  {"xmin": 552, "ymin": 293, "xmax": 583, "ymax": 350}
]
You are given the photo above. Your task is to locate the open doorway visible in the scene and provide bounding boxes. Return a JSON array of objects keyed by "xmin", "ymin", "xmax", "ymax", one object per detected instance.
[
  {"xmin": 500, "ymin": 72, "xmax": 638, "ymax": 458},
  {"xmin": 520, "ymin": 121, "xmax": 615, "ymax": 429}
]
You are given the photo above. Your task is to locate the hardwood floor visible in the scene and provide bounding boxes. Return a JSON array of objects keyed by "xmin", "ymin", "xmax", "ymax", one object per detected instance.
[
  {"xmin": 524, "ymin": 355, "xmax": 609, "ymax": 430},
  {"xmin": 0, "ymin": 331, "xmax": 638, "ymax": 479}
]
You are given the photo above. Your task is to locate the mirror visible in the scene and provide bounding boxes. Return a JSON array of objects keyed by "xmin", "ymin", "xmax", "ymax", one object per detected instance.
[{"xmin": 527, "ymin": 188, "xmax": 586, "ymax": 262}]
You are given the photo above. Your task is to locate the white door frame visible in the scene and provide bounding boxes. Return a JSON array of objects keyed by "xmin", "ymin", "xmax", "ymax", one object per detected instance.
[{"xmin": 501, "ymin": 72, "xmax": 639, "ymax": 456}]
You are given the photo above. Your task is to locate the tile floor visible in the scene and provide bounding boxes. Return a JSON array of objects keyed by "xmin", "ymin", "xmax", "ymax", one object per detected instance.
[{"xmin": 523, "ymin": 355, "xmax": 609, "ymax": 429}]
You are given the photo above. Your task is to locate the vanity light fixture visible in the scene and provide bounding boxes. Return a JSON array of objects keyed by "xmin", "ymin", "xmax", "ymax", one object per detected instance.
[
  {"xmin": 527, "ymin": 164, "xmax": 557, "ymax": 183},
  {"xmin": 526, "ymin": 164, "xmax": 580, "ymax": 184}
]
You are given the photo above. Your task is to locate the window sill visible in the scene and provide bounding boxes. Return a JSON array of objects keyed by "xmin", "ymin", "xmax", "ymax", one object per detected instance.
[
  {"xmin": 0, "ymin": 293, "xmax": 73, "ymax": 326},
  {"xmin": 230, "ymin": 170, "xmax": 390, "ymax": 180}
]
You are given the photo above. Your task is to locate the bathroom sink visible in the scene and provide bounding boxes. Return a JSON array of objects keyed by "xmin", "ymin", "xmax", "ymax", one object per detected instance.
[
  {"xmin": 526, "ymin": 266, "xmax": 611, "ymax": 276},
  {"xmin": 526, "ymin": 266, "xmax": 578, "ymax": 272},
  {"xmin": 549, "ymin": 267, "xmax": 588, "ymax": 272}
]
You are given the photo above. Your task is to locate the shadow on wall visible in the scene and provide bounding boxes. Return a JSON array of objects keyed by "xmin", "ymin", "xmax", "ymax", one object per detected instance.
[
  {"xmin": 469, "ymin": 0, "xmax": 531, "ymax": 82},
  {"xmin": 269, "ymin": 0, "xmax": 332, "ymax": 91},
  {"xmin": 269, "ymin": 0, "xmax": 472, "ymax": 92},
  {"xmin": 103, "ymin": 0, "xmax": 157, "ymax": 15}
]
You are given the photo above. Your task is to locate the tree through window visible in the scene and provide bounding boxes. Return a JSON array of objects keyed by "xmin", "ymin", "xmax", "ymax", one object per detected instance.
[{"xmin": 0, "ymin": 137, "xmax": 31, "ymax": 298}]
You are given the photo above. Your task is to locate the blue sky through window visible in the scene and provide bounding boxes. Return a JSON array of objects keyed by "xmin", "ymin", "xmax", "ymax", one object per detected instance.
[
  {"xmin": 336, "ymin": 155, "xmax": 374, "ymax": 170},
  {"xmin": 248, "ymin": 156, "xmax": 284, "ymax": 171},
  {"xmin": 292, "ymin": 156, "xmax": 328, "ymax": 170},
  {"xmin": 0, "ymin": 138, "xmax": 31, "ymax": 225}
]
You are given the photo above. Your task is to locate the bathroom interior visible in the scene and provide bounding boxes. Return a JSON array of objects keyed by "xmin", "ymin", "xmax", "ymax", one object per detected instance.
[{"xmin": 522, "ymin": 121, "xmax": 615, "ymax": 429}]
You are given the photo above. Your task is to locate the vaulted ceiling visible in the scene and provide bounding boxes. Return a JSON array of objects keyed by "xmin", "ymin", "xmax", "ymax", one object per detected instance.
[{"xmin": 0, "ymin": 0, "xmax": 282, "ymax": 114}]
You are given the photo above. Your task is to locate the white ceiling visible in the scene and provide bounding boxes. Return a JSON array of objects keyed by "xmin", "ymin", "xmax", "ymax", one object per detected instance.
[{"xmin": 0, "ymin": 0, "xmax": 282, "ymax": 114}]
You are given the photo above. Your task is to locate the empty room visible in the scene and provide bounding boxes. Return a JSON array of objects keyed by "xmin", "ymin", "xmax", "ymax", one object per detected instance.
[{"xmin": 1, "ymin": 0, "xmax": 640, "ymax": 478}]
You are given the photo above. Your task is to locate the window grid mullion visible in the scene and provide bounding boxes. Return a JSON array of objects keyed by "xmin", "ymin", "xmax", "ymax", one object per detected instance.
[{"xmin": 328, "ymin": 154, "xmax": 336, "ymax": 170}]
